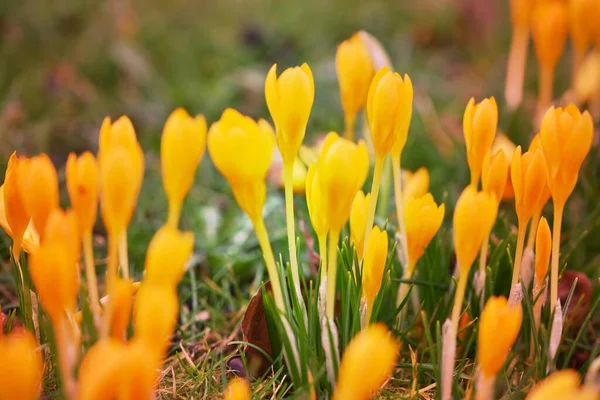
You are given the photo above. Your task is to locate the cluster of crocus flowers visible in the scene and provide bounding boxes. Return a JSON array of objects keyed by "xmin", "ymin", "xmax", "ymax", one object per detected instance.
[{"xmin": 476, "ymin": 296, "xmax": 522, "ymax": 400}]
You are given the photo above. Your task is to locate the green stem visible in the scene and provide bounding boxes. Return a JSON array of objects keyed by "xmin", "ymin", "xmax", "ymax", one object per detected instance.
[
  {"xmin": 253, "ymin": 218, "xmax": 286, "ymax": 313},
  {"xmin": 318, "ymin": 234, "xmax": 327, "ymax": 282},
  {"xmin": 527, "ymin": 212, "xmax": 541, "ymax": 251},
  {"xmin": 344, "ymin": 113, "xmax": 356, "ymax": 141},
  {"xmin": 451, "ymin": 273, "xmax": 469, "ymax": 333},
  {"xmin": 511, "ymin": 220, "xmax": 527, "ymax": 287},
  {"xmin": 83, "ymin": 232, "xmax": 101, "ymax": 322},
  {"xmin": 392, "ymin": 157, "xmax": 408, "ymax": 266},
  {"xmin": 550, "ymin": 204, "xmax": 564, "ymax": 313},
  {"xmin": 118, "ymin": 230, "xmax": 129, "ymax": 280},
  {"xmin": 326, "ymin": 230, "xmax": 341, "ymax": 319},
  {"xmin": 363, "ymin": 156, "xmax": 385, "ymax": 251},
  {"xmin": 283, "ymin": 162, "xmax": 304, "ymax": 312},
  {"xmin": 377, "ymin": 156, "xmax": 392, "ymax": 219}
]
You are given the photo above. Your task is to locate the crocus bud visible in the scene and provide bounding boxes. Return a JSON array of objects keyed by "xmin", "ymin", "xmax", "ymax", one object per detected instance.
[
  {"xmin": 98, "ymin": 117, "xmax": 145, "ymax": 236},
  {"xmin": 161, "ymin": 108, "xmax": 207, "ymax": 225},
  {"xmin": 208, "ymin": 109, "xmax": 275, "ymax": 223},
  {"xmin": 402, "ymin": 167, "xmax": 430, "ymax": 203},
  {"xmin": 108, "ymin": 278, "xmax": 133, "ymax": 341},
  {"xmin": 478, "ymin": 296, "xmax": 522, "ymax": 378},
  {"xmin": 118, "ymin": 340, "xmax": 159, "ymax": 400},
  {"xmin": 305, "ymin": 163, "xmax": 328, "ymax": 239},
  {"xmin": 568, "ymin": 0, "xmax": 597, "ymax": 72},
  {"xmin": 78, "ymin": 339, "xmax": 125, "ymax": 400},
  {"xmin": 2, "ymin": 152, "xmax": 30, "ymax": 257},
  {"xmin": 265, "ymin": 63, "xmax": 314, "ymax": 165},
  {"xmin": 336, "ymin": 33, "xmax": 375, "ymax": 125},
  {"xmin": 224, "ymin": 377, "xmax": 252, "ymax": 400},
  {"xmin": 532, "ymin": 1, "xmax": 568, "ymax": 70},
  {"xmin": 144, "ymin": 225, "xmax": 194, "ymax": 288},
  {"xmin": 511, "ymin": 146, "xmax": 547, "ymax": 224},
  {"xmin": 526, "ymin": 369, "xmax": 598, "ymax": 400},
  {"xmin": 0, "ymin": 186, "xmax": 38, "ymax": 254},
  {"xmin": 481, "ymin": 149, "xmax": 509, "ymax": 204},
  {"xmin": 362, "ymin": 226, "xmax": 388, "ymax": 304},
  {"xmin": 18, "ymin": 153, "xmax": 59, "ymax": 238},
  {"xmin": 316, "ymin": 132, "xmax": 369, "ymax": 233},
  {"xmin": 404, "ymin": 193, "xmax": 445, "ymax": 272},
  {"xmin": 540, "ymin": 105, "xmax": 594, "ymax": 208},
  {"xmin": 453, "ymin": 187, "xmax": 497, "ymax": 272},
  {"xmin": 43, "ymin": 209, "xmax": 80, "ymax": 265},
  {"xmin": 29, "ymin": 239, "xmax": 79, "ymax": 321},
  {"xmin": 528, "ymin": 134, "xmax": 551, "ymax": 214},
  {"xmin": 0, "ymin": 331, "xmax": 43, "ymax": 400},
  {"xmin": 534, "ymin": 217, "xmax": 551, "ymax": 287},
  {"xmin": 463, "ymin": 97, "xmax": 498, "ymax": 187},
  {"xmin": 350, "ymin": 191, "xmax": 371, "ymax": 259},
  {"xmin": 491, "ymin": 133, "xmax": 517, "ymax": 200},
  {"xmin": 134, "ymin": 285, "xmax": 178, "ymax": 357},
  {"xmin": 66, "ymin": 152, "xmax": 99, "ymax": 236},
  {"xmin": 335, "ymin": 323, "xmax": 399, "ymax": 400},
  {"xmin": 367, "ymin": 67, "xmax": 413, "ymax": 158}
]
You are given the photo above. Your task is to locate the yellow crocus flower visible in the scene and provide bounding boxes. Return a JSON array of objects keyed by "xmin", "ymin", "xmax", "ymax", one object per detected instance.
[
  {"xmin": 335, "ymin": 323, "xmax": 399, "ymax": 400},
  {"xmin": 481, "ymin": 149, "xmax": 509, "ymax": 204},
  {"xmin": 534, "ymin": 217, "xmax": 551, "ymax": 288},
  {"xmin": 350, "ymin": 190, "xmax": 371, "ymax": 259},
  {"xmin": 362, "ymin": 226, "xmax": 388, "ymax": 322},
  {"xmin": 402, "ymin": 167, "xmax": 430, "ymax": 203},
  {"xmin": 0, "ymin": 331, "xmax": 43, "ymax": 400},
  {"xmin": 568, "ymin": 0, "xmax": 597, "ymax": 80},
  {"xmin": 224, "ymin": 377, "xmax": 252, "ymax": 400},
  {"xmin": 2, "ymin": 152, "xmax": 31, "ymax": 258},
  {"xmin": 78, "ymin": 338, "xmax": 125, "ymax": 400},
  {"xmin": 463, "ymin": 97, "xmax": 498, "ymax": 187},
  {"xmin": 144, "ymin": 225, "xmax": 194, "ymax": 288},
  {"xmin": 66, "ymin": 151, "xmax": 99, "ymax": 236},
  {"xmin": 526, "ymin": 369, "xmax": 598, "ymax": 400},
  {"xmin": 161, "ymin": 108, "xmax": 207, "ymax": 227}
]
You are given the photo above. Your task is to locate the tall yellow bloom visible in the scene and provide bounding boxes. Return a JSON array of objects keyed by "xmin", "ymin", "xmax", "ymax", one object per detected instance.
[
  {"xmin": 540, "ymin": 105, "xmax": 593, "ymax": 312},
  {"xmin": 0, "ymin": 331, "xmax": 43, "ymax": 400},
  {"xmin": 161, "ymin": 108, "xmax": 207, "ymax": 227},
  {"xmin": 0, "ymin": 185, "xmax": 38, "ymax": 254},
  {"xmin": 362, "ymin": 226, "xmax": 388, "ymax": 322},
  {"xmin": 336, "ymin": 32, "xmax": 375, "ymax": 140},
  {"xmin": 305, "ymin": 163, "xmax": 329, "ymax": 239},
  {"xmin": 18, "ymin": 153, "xmax": 59, "ymax": 239},
  {"xmin": 208, "ymin": 108, "xmax": 274, "ymax": 224},
  {"xmin": 534, "ymin": 217, "xmax": 551, "ymax": 287},
  {"xmin": 224, "ymin": 377, "xmax": 252, "ymax": 400},
  {"xmin": 2, "ymin": 152, "xmax": 31, "ymax": 258},
  {"xmin": 144, "ymin": 225, "xmax": 194, "ymax": 288},
  {"xmin": 481, "ymin": 150, "xmax": 509, "ymax": 204},
  {"xmin": 367, "ymin": 66, "xmax": 413, "ymax": 159},
  {"xmin": 350, "ymin": 191, "xmax": 371, "ymax": 259},
  {"xmin": 134, "ymin": 285, "xmax": 179, "ymax": 358},
  {"xmin": 335, "ymin": 323, "xmax": 399, "ymax": 400},
  {"xmin": 526, "ymin": 369, "xmax": 598, "ymax": 400},
  {"xmin": 531, "ymin": 1, "xmax": 568, "ymax": 115},
  {"xmin": 66, "ymin": 152, "xmax": 99, "ymax": 236},
  {"xmin": 265, "ymin": 63, "xmax": 314, "ymax": 165},
  {"xmin": 404, "ymin": 193, "xmax": 445, "ymax": 274},
  {"xmin": 512, "ymin": 146, "xmax": 547, "ymax": 225},
  {"xmin": 463, "ymin": 97, "xmax": 498, "ymax": 187},
  {"xmin": 478, "ymin": 296, "xmax": 522, "ymax": 379},
  {"xmin": 43, "ymin": 209, "xmax": 80, "ymax": 266}
]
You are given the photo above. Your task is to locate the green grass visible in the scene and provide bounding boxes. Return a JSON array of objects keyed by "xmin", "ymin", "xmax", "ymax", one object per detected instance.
[{"xmin": 1, "ymin": 0, "xmax": 599, "ymax": 398}]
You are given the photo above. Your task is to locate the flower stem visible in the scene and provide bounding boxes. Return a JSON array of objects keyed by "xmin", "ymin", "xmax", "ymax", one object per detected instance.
[
  {"xmin": 475, "ymin": 373, "xmax": 494, "ymax": 400},
  {"xmin": 527, "ymin": 212, "xmax": 541, "ymax": 250},
  {"xmin": 550, "ymin": 204, "xmax": 564, "ymax": 313},
  {"xmin": 318, "ymin": 234, "xmax": 327, "ymax": 282},
  {"xmin": 56, "ymin": 315, "xmax": 76, "ymax": 399},
  {"xmin": 167, "ymin": 201, "xmax": 182, "ymax": 228},
  {"xmin": 365, "ymin": 299, "xmax": 373, "ymax": 326},
  {"xmin": 253, "ymin": 218, "xmax": 286, "ymax": 313},
  {"xmin": 83, "ymin": 231, "xmax": 101, "ymax": 322},
  {"xmin": 106, "ymin": 233, "xmax": 119, "ymax": 296},
  {"xmin": 378, "ymin": 156, "xmax": 392, "ymax": 218},
  {"xmin": 572, "ymin": 48, "xmax": 585, "ymax": 87},
  {"xmin": 478, "ymin": 234, "xmax": 489, "ymax": 303},
  {"xmin": 363, "ymin": 156, "xmax": 385, "ymax": 251},
  {"xmin": 511, "ymin": 220, "xmax": 527, "ymax": 287},
  {"xmin": 118, "ymin": 230, "xmax": 129, "ymax": 280},
  {"xmin": 283, "ymin": 162, "xmax": 306, "ymax": 316},
  {"xmin": 451, "ymin": 272, "xmax": 469, "ymax": 334},
  {"xmin": 537, "ymin": 64, "xmax": 554, "ymax": 121},
  {"xmin": 344, "ymin": 113, "xmax": 356, "ymax": 141},
  {"xmin": 392, "ymin": 157, "xmax": 408, "ymax": 268},
  {"xmin": 326, "ymin": 230, "xmax": 341, "ymax": 319},
  {"xmin": 505, "ymin": 27, "xmax": 529, "ymax": 110}
]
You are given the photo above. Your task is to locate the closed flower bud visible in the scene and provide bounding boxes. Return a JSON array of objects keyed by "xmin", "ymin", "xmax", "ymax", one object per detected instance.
[
  {"xmin": 2, "ymin": 152, "xmax": 30, "ymax": 257},
  {"xmin": 0, "ymin": 331, "xmax": 43, "ymax": 400},
  {"xmin": 528, "ymin": 134, "xmax": 551, "ymax": 213},
  {"xmin": 134, "ymin": 285, "xmax": 178, "ymax": 357},
  {"xmin": 509, "ymin": 0, "xmax": 536, "ymax": 29},
  {"xmin": 568, "ymin": 0, "xmax": 596, "ymax": 60},
  {"xmin": 224, "ymin": 377, "xmax": 251, "ymax": 400},
  {"xmin": 532, "ymin": 1, "xmax": 567, "ymax": 69},
  {"xmin": 526, "ymin": 369, "xmax": 598, "ymax": 400},
  {"xmin": 117, "ymin": 340, "xmax": 159, "ymax": 400},
  {"xmin": 362, "ymin": 226, "xmax": 388, "ymax": 304},
  {"xmin": 265, "ymin": 63, "xmax": 314, "ymax": 164},
  {"xmin": 534, "ymin": 217, "xmax": 551, "ymax": 286},
  {"xmin": 316, "ymin": 132, "xmax": 369, "ymax": 233},
  {"xmin": 78, "ymin": 339, "xmax": 125, "ymax": 400},
  {"xmin": 335, "ymin": 323, "xmax": 399, "ymax": 400},
  {"xmin": 66, "ymin": 152, "xmax": 99, "ymax": 236},
  {"xmin": 478, "ymin": 296, "xmax": 522, "ymax": 378},
  {"xmin": 161, "ymin": 108, "xmax": 207, "ymax": 225},
  {"xmin": 43, "ymin": 209, "xmax": 80, "ymax": 265},
  {"xmin": 511, "ymin": 146, "xmax": 547, "ymax": 224},
  {"xmin": 29, "ymin": 240, "xmax": 79, "ymax": 321},
  {"xmin": 108, "ymin": 278, "xmax": 133, "ymax": 341},
  {"xmin": 98, "ymin": 117, "xmax": 145, "ymax": 236},
  {"xmin": 453, "ymin": 187, "xmax": 497, "ymax": 272},
  {"xmin": 350, "ymin": 191, "xmax": 371, "ymax": 259},
  {"xmin": 482, "ymin": 149, "xmax": 509, "ymax": 204},
  {"xmin": 144, "ymin": 225, "xmax": 194, "ymax": 288},
  {"xmin": 402, "ymin": 167, "xmax": 430, "ymax": 203},
  {"xmin": 540, "ymin": 105, "xmax": 594, "ymax": 208},
  {"xmin": 404, "ymin": 193, "xmax": 445, "ymax": 272},
  {"xmin": 305, "ymin": 163, "xmax": 328, "ymax": 238},
  {"xmin": 208, "ymin": 109, "xmax": 275, "ymax": 223},
  {"xmin": 18, "ymin": 153, "xmax": 59, "ymax": 239},
  {"xmin": 0, "ymin": 186, "xmax": 38, "ymax": 254},
  {"xmin": 492, "ymin": 133, "xmax": 517, "ymax": 200},
  {"xmin": 336, "ymin": 33, "xmax": 375, "ymax": 126},
  {"xmin": 463, "ymin": 97, "xmax": 498, "ymax": 187},
  {"xmin": 367, "ymin": 67, "xmax": 413, "ymax": 158}
]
